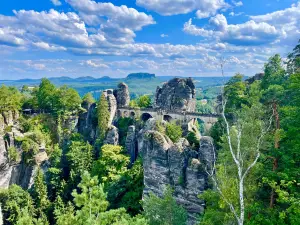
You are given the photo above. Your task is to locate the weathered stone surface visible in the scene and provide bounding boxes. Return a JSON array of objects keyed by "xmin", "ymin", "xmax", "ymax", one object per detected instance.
[
  {"xmin": 113, "ymin": 82, "xmax": 130, "ymax": 108},
  {"xmin": 155, "ymin": 78, "xmax": 196, "ymax": 112},
  {"xmin": 104, "ymin": 89, "xmax": 117, "ymax": 125},
  {"xmin": 199, "ymin": 136, "xmax": 215, "ymax": 167},
  {"xmin": 125, "ymin": 125, "xmax": 137, "ymax": 164},
  {"xmin": 104, "ymin": 125, "xmax": 119, "ymax": 145},
  {"xmin": 138, "ymin": 119, "xmax": 211, "ymax": 225},
  {"xmin": 77, "ymin": 103, "xmax": 97, "ymax": 143}
]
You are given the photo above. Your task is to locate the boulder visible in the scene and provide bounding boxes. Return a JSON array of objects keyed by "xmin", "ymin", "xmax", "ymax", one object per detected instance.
[
  {"xmin": 155, "ymin": 78, "xmax": 196, "ymax": 112},
  {"xmin": 113, "ymin": 83, "xmax": 130, "ymax": 108}
]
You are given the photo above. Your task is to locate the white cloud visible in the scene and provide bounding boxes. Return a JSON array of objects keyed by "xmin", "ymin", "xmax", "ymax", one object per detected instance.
[
  {"xmin": 136, "ymin": 0, "xmax": 229, "ymax": 18},
  {"xmin": 250, "ymin": 2, "xmax": 300, "ymax": 45},
  {"xmin": 232, "ymin": 1, "xmax": 243, "ymax": 7},
  {"xmin": 51, "ymin": 0, "xmax": 62, "ymax": 6},
  {"xmin": 86, "ymin": 60, "xmax": 109, "ymax": 68},
  {"xmin": 161, "ymin": 34, "xmax": 168, "ymax": 38},
  {"xmin": 184, "ymin": 14, "xmax": 281, "ymax": 46}
]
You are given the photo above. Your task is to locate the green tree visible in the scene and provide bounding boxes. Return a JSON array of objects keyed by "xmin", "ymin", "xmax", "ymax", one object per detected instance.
[
  {"xmin": 97, "ymin": 93, "xmax": 110, "ymax": 143},
  {"xmin": 0, "ymin": 185, "xmax": 35, "ymax": 225},
  {"xmin": 91, "ymin": 145, "xmax": 129, "ymax": 185},
  {"xmin": 0, "ymin": 85, "xmax": 23, "ymax": 112},
  {"xmin": 143, "ymin": 187, "xmax": 187, "ymax": 225},
  {"xmin": 36, "ymin": 78, "xmax": 56, "ymax": 112},
  {"xmin": 31, "ymin": 169, "xmax": 50, "ymax": 216},
  {"xmin": 54, "ymin": 86, "xmax": 82, "ymax": 113},
  {"xmin": 166, "ymin": 122, "xmax": 182, "ymax": 143},
  {"xmin": 287, "ymin": 39, "xmax": 300, "ymax": 74},
  {"xmin": 137, "ymin": 95, "xmax": 152, "ymax": 108},
  {"xmin": 82, "ymin": 93, "xmax": 95, "ymax": 109}
]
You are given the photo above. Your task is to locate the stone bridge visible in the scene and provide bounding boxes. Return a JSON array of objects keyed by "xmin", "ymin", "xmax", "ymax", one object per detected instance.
[{"xmin": 117, "ymin": 107, "xmax": 219, "ymax": 131}]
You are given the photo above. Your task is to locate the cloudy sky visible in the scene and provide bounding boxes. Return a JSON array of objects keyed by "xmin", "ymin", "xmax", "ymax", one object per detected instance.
[{"xmin": 0, "ymin": 0, "xmax": 299, "ymax": 79}]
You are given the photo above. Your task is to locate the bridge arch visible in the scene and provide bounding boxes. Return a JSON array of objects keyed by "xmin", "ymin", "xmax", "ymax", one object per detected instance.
[
  {"xmin": 130, "ymin": 111, "xmax": 136, "ymax": 118},
  {"xmin": 141, "ymin": 113, "xmax": 153, "ymax": 122},
  {"xmin": 163, "ymin": 115, "xmax": 173, "ymax": 122}
]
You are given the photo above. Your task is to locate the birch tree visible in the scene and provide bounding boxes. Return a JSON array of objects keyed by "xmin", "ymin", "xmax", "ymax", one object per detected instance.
[{"xmin": 204, "ymin": 61, "xmax": 273, "ymax": 225}]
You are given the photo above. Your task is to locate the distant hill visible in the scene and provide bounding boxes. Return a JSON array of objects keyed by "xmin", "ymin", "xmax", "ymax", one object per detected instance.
[
  {"xmin": 126, "ymin": 73, "xmax": 155, "ymax": 80},
  {"xmin": 0, "ymin": 75, "xmax": 233, "ymax": 99}
]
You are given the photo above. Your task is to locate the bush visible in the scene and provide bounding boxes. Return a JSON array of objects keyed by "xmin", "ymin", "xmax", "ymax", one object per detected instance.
[
  {"xmin": 166, "ymin": 122, "xmax": 182, "ymax": 143},
  {"xmin": 8, "ymin": 147, "xmax": 19, "ymax": 162}
]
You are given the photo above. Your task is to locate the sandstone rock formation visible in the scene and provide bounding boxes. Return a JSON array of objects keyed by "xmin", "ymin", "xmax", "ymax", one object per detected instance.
[
  {"xmin": 125, "ymin": 125, "xmax": 137, "ymax": 164},
  {"xmin": 137, "ymin": 118, "xmax": 214, "ymax": 225},
  {"xmin": 155, "ymin": 78, "xmax": 196, "ymax": 112},
  {"xmin": 113, "ymin": 82, "xmax": 130, "ymax": 108},
  {"xmin": 0, "ymin": 111, "xmax": 49, "ymax": 189},
  {"xmin": 77, "ymin": 103, "xmax": 98, "ymax": 143},
  {"xmin": 104, "ymin": 125, "xmax": 119, "ymax": 145},
  {"xmin": 103, "ymin": 89, "xmax": 117, "ymax": 125}
]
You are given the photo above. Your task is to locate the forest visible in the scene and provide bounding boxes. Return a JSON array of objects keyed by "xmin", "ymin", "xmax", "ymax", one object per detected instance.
[{"xmin": 0, "ymin": 40, "xmax": 299, "ymax": 225}]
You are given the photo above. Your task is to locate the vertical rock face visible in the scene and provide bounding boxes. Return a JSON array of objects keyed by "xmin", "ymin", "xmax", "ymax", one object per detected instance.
[
  {"xmin": 0, "ymin": 111, "xmax": 49, "ymax": 189},
  {"xmin": 103, "ymin": 89, "xmax": 117, "ymax": 125},
  {"xmin": 155, "ymin": 78, "xmax": 196, "ymax": 112},
  {"xmin": 113, "ymin": 82, "xmax": 130, "ymax": 108},
  {"xmin": 138, "ymin": 119, "xmax": 214, "ymax": 225},
  {"xmin": 125, "ymin": 125, "xmax": 137, "ymax": 164},
  {"xmin": 104, "ymin": 125, "xmax": 119, "ymax": 145},
  {"xmin": 77, "ymin": 103, "xmax": 98, "ymax": 143}
]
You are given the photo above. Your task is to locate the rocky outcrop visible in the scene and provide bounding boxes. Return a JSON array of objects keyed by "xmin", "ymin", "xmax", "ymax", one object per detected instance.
[
  {"xmin": 104, "ymin": 125, "xmax": 119, "ymax": 145},
  {"xmin": 0, "ymin": 111, "xmax": 49, "ymax": 189},
  {"xmin": 125, "ymin": 125, "xmax": 137, "ymax": 164},
  {"xmin": 77, "ymin": 103, "xmax": 98, "ymax": 143},
  {"xmin": 104, "ymin": 89, "xmax": 117, "ymax": 125},
  {"xmin": 138, "ymin": 119, "xmax": 213, "ymax": 225},
  {"xmin": 155, "ymin": 78, "xmax": 196, "ymax": 112},
  {"xmin": 113, "ymin": 83, "xmax": 130, "ymax": 108}
]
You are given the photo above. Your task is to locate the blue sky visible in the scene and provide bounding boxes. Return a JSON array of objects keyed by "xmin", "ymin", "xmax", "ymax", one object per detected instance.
[{"xmin": 0, "ymin": 0, "xmax": 299, "ymax": 79}]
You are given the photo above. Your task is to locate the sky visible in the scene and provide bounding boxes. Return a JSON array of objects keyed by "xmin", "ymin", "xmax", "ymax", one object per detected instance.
[{"xmin": 0, "ymin": 0, "xmax": 299, "ymax": 79}]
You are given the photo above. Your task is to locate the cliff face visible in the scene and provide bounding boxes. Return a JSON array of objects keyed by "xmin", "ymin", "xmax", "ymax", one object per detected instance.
[
  {"xmin": 0, "ymin": 111, "xmax": 49, "ymax": 189},
  {"xmin": 137, "ymin": 118, "xmax": 214, "ymax": 225},
  {"xmin": 155, "ymin": 78, "xmax": 196, "ymax": 112},
  {"xmin": 113, "ymin": 82, "xmax": 130, "ymax": 108}
]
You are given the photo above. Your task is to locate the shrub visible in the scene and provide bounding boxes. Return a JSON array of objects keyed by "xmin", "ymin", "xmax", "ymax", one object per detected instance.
[
  {"xmin": 166, "ymin": 122, "xmax": 182, "ymax": 143},
  {"xmin": 8, "ymin": 147, "xmax": 19, "ymax": 162}
]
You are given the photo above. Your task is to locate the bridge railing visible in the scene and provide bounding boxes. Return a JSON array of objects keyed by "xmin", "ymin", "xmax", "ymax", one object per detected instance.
[{"xmin": 118, "ymin": 107, "xmax": 220, "ymax": 117}]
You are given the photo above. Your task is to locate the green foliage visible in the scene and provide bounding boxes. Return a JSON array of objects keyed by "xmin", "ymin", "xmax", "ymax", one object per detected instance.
[
  {"xmin": 166, "ymin": 122, "xmax": 182, "ymax": 143},
  {"xmin": 92, "ymin": 145, "xmax": 129, "ymax": 184},
  {"xmin": 116, "ymin": 117, "xmax": 134, "ymax": 146},
  {"xmin": 36, "ymin": 78, "xmax": 56, "ymax": 112},
  {"xmin": 54, "ymin": 86, "xmax": 82, "ymax": 113},
  {"xmin": 186, "ymin": 131, "xmax": 200, "ymax": 149},
  {"xmin": 0, "ymin": 85, "xmax": 23, "ymax": 112},
  {"xmin": 287, "ymin": 39, "xmax": 300, "ymax": 75},
  {"xmin": 143, "ymin": 186, "xmax": 187, "ymax": 225},
  {"xmin": 137, "ymin": 95, "xmax": 152, "ymax": 108},
  {"xmin": 7, "ymin": 147, "xmax": 19, "ymax": 162},
  {"xmin": 66, "ymin": 139, "xmax": 93, "ymax": 178},
  {"xmin": 97, "ymin": 93, "xmax": 110, "ymax": 143},
  {"xmin": 82, "ymin": 93, "xmax": 95, "ymax": 109},
  {"xmin": 0, "ymin": 185, "xmax": 35, "ymax": 225},
  {"xmin": 107, "ymin": 159, "xmax": 144, "ymax": 215}
]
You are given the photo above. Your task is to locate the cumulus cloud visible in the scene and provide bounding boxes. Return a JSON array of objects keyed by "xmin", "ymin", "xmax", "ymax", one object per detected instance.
[
  {"xmin": 65, "ymin": 0, "xmax": 155, "ymax": 44},
  {"xmin": 161, "ymin": 34, "xmax": 168, "ymax": 38},
  {"xmin": 51, "ymin": 0, "xmax": 62, "ymax": 6},
  {"xmin": 250, "ymin": 2, "xmax": 300, "ymax": 45},
  {"xmin": 136, "ymin": 0, "xmax": 229, "ymax": 18},
  {"xmin": 184, "ymin": 14, "xmax": 281, "ymax": 45}
]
